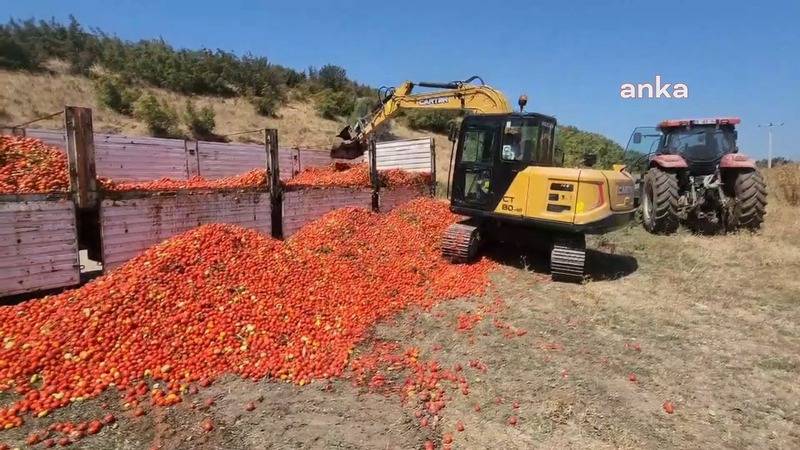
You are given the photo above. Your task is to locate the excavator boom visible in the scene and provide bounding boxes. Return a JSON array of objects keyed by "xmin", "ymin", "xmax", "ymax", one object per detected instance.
[{"xmin": 331, "ymin": 76, "xmax": 513, "ymax": 159}]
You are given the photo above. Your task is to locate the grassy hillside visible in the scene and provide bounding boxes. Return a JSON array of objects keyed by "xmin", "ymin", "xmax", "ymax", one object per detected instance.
[{"xmin": 0, "ymin": 68, "xmax": 440, "ymax": 149}]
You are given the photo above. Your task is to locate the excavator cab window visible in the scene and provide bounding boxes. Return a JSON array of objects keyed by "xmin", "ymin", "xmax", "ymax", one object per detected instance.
[
  {"xmin": 461, "ymin": 128, "xmax": 494, "ymax": 163},
  {"xmin": 501, "ymin": 119, "xmax": 538, "ymax": 162},
  {"xmin": 539, "ymin": 121, "xmax": 555, "ymax": 165},
  {"xmin": 458, "ymin": 125, "xmax": 496, "ymax": 204}
]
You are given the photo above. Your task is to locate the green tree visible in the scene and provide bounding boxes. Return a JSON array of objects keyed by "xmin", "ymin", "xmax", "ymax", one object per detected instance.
[
  {"xmin": 315, "ymin": 89, "xmax": 355, "ymax": 119},
  {"xmin": 183, "ymin": 100, "xmax": 216, "ymax": 138},
  {"xmin": 0, "ymin": 33, "xmax": 36, "ymax": 69},
  {"xmin": 405, "ymin": 110, "xmax": 461, "ymax": 134},
  {"xmin": 348, "ymin": 96, "xmax": 379, "ymax": 123},
  {"xmin": 556, "ymin": 125, "xmax": 625, "ymax": 169},
  {"xmin": 317, "ymin": 64, "xmax": 348, "ymax": 91},
  {"xmin": 94, "ymin": 75, "xmax": 140, "ymax": 115},
  {"xmin": 133, "ymin": 93, "xmax": 179, "ymax": 137}
]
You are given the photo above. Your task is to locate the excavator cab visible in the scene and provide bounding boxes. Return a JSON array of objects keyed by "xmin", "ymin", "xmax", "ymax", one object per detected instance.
[{"xmin": 450, "ymin": 113, "xmax": 557, "ymax": 211}]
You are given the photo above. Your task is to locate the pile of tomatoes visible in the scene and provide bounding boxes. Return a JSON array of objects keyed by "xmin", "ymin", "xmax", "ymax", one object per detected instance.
[
  {"xmin": 285, "ymin": 162, "xmax": 372, "ymax": 189},
  {"xmin": 0, "ymin": 198, "xmax": 494, "ymax": 430},
  {"xmin": 0, "ymin": 136, "xmax": 70, "ymax": 194},
  {"xmin": 380, "ymin": 169, "xmax": 432, "ymax": 190},
  {"xmin": 285, "ymin": 162, "xmax": 431, "ymax": 190},
  {"xmin": 99, "ymin": 169, "xmax": 268, "ymax": 192}
]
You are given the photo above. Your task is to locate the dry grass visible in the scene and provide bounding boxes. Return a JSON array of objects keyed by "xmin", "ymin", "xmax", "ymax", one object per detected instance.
[
  {"xmin": 420, "ymin": 201, "xmax": 800, "ymax": 448},
  {"xmin": 0, "ymin": 69, "xmax": 444, "ymax": 149},
  {"xmin": 763, "ymin": 164, "xmax": 800, "ymax": 207}
]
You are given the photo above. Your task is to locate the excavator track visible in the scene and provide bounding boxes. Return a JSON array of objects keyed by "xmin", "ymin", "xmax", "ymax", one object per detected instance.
[
  {"xmin": 550, "ymin": 237, "xmax": 586, "ymax": 283},
  {"xmin": 441, "ymin": 221, "xmax": 481, "ymax": 263}
]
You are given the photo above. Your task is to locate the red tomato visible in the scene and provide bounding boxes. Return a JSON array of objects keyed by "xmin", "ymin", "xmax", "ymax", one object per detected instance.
[
  {"xmin": 201, "ymin": 418, "xmax": 214, "ymax": 432},
  {"xmin": 26, "ymin": 433, "xmax": 41, "ymax": 445}
]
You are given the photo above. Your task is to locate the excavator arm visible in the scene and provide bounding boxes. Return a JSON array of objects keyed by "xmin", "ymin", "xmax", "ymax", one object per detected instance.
[{"xmin": 331, "ymin": 76, "xmax": 515, "ymax": 159}]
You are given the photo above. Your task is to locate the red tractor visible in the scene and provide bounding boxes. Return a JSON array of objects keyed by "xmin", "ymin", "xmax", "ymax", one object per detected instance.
[{"xmin": 625, "ymin": 117, "xmax": 767, "ymax": 234}]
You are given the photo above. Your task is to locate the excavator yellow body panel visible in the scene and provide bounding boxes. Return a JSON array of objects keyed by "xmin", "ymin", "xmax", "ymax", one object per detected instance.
[{"xmin": 492, "ymin": 166, "xmax": 635, "ymax": 231}]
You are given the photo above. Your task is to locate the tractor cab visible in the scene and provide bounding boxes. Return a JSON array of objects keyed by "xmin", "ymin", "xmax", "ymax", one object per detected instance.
[
  {"xmin": 449, "ymin": 112, "xmax": 558, "ymax": 211},
  {"xmin": 626, "ymin": 117, "xmax": 740, "ymax": 176},
  {"xmin": 657, "ymin": 118, "xmax": 739, "ymax": 175}
]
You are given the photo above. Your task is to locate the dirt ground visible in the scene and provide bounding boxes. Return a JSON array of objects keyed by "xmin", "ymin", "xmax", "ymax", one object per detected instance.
[{"xmin": 2, "ymin": 205, "xmax": 799, "ymax": 449}]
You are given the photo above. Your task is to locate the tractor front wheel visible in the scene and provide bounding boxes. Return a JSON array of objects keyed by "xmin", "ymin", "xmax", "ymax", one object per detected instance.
[
  {"xmin": 642, "ymin": 167, "xmax": 679, "ymax": 234},
  {"xmin": 731, "ymin": 170, "xmax": 767, "ymax": 230}
]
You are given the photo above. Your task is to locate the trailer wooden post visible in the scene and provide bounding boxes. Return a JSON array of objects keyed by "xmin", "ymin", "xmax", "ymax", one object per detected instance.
[
  {"xmin": 369, "ymin": 139, "xmax": 380, "ymax": 212},
  {"xmin": 265, "ymin": 129, "xmax": 283, "ymax": 238},
  {"xmin": 185, "ymin": 139, "xmax": 200, "ymax": 178},
  {"xmin": 429, "ymin": 137, "xmax": 437, "ymax": 197},
  {"xmin": 64, "ymin": 106, "xmax": 97, "ymax": 209}
]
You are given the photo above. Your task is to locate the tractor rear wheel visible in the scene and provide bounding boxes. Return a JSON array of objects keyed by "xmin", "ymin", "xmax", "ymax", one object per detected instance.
[
  {"xmin": 732, "ymin": 170, "xmax": 767, "ymax": 230},
  {"xmin": 641, "ymin": 167, "xmax": 679, "ymax": 234}
]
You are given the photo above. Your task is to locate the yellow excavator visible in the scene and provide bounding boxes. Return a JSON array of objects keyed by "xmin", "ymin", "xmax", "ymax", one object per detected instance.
[{"xmin": 332, "ymin": 76, "xmax": 636, "ymax": 282}]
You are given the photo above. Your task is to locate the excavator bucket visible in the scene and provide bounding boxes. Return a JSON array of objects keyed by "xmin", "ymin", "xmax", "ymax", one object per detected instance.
[
  {"xmin": 336, "ymin": 125, "xmax": 354, "ymax": 141},
  {"xmin": 330, "ymin": 140, "xmax": 367, "ymax": 160},
  {"xmin": 330, "ymin": 124, "xmax": 366, "ymax": 159}
]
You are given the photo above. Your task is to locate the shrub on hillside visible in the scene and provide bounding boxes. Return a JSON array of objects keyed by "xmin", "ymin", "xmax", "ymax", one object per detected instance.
[
  {"xmin": 0, "ymin": 33, "xmax": 37, "ymax": 70},
  {"xmin": 315, "ymin": 89, "xmax": 355, "ymax": 120},
  {"xmin": 317, "ymin": 64, "xmax": 349, "ymax": 91},
  {"xmin": 557, "ymin": 125, "xmax": 625, "ymax": 169},
  {"xmin": 183, "ymin": 100, "xmax": 215, "ymax": 138},
  {"xmin": 348, "ymin": 97, "xmax": 379, "ymax": 124},
  {"xmin": 133, "ymin": 93, "xmax": 179, "ymax": 137},
  {"xmin": 405, "ymin": 110, "xmax": 461, "ymax": 134},
  {"xmin": 251, "ymin": 95, "xmax": 279, "ymax": 117},
  {"xmin": 250, "ymin": 81, "xmax": 285, "ymax": 117},
  {"xmin": 94, "ymin": 75, "xmax": 141, "ymax": 115}
]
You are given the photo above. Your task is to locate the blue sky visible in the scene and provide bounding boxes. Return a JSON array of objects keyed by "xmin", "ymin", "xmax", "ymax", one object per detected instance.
[{"xmin": 6, "ymin": 0, "xmax": 799, "ymax": 158}]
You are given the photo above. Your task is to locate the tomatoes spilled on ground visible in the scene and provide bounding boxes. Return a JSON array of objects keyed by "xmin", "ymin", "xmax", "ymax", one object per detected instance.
[
  {"xmin": 285, "ymin": 162, "xmax": 430, "ymax": 190},
  {"xmin": 0, "ymin": 198, "xmax": 495, "ymax": 430},
  {"xmin": 0, "ymin": 136, "xmax": 69, "ymax": 194},
  {"xmin": 347, "ymin": 341, "xmax": 477, "ymax": 448},
  {"xmin": 456, "ymin": 313, "xmax": 482, "ymax": 332}
]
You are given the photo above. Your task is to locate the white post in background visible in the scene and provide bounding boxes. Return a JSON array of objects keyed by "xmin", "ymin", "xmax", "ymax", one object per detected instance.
[
  {"xmin": 768, "ymin": 129, "xmax": 773, "ymax": 169},
  {"xmin": 758, "ymin": 122, "xmax": 784, "ymax": 168}
]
